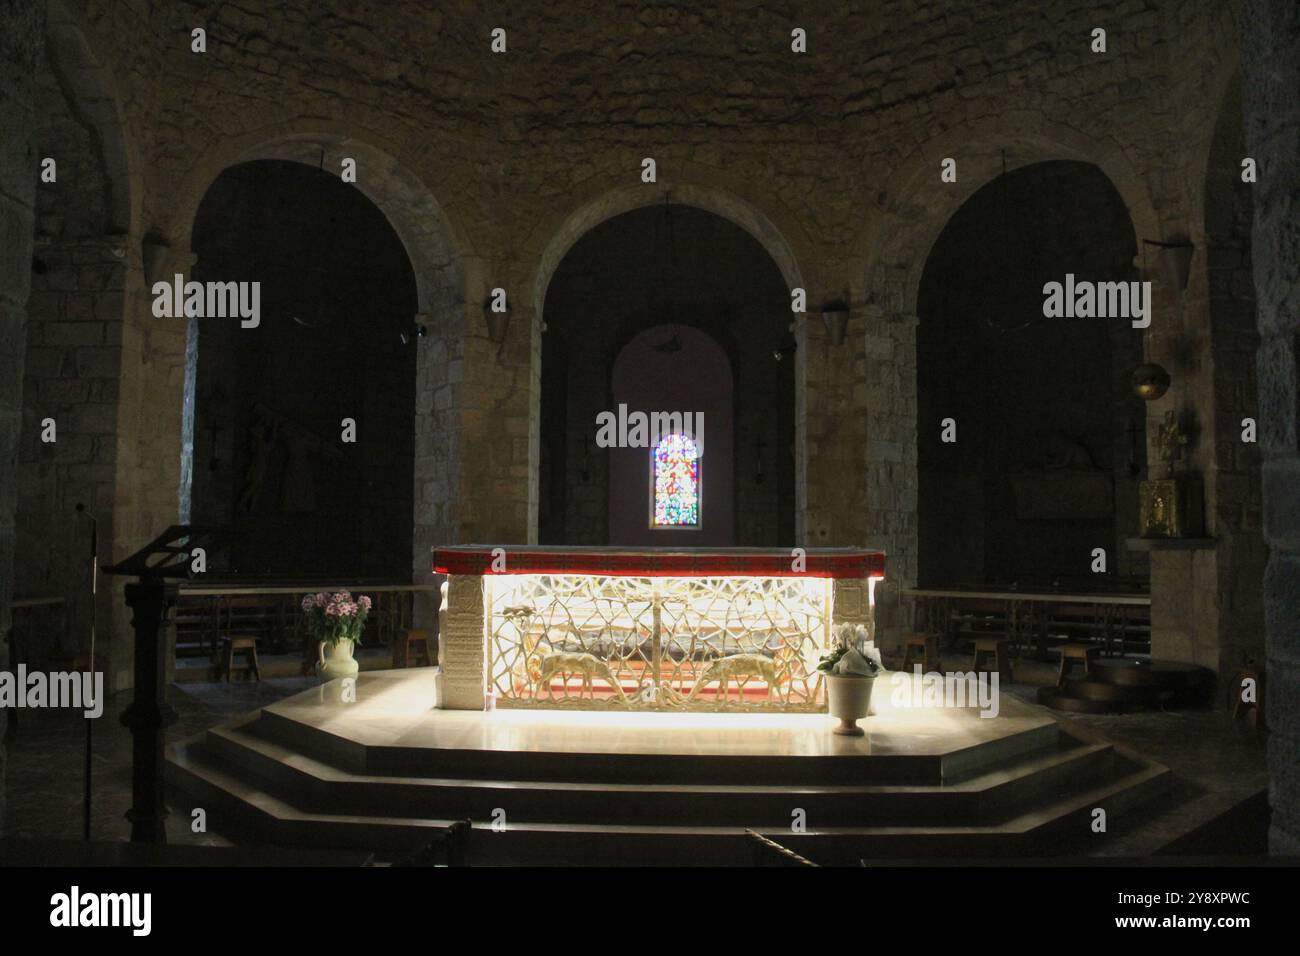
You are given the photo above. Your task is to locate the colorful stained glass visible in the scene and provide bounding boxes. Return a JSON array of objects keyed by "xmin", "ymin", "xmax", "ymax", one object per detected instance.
[{"xmin": 652, "ymin": 433, "xmax": 700, "ymax": 527}]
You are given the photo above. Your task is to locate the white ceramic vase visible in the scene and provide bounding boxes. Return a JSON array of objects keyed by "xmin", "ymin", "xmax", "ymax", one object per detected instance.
[
  {"xmin": 826, "ymin": 672, "xmax": 876, "ymax": 736},
  {"xmin": 316, "ymin": 639, "xmax": 359, "ymax": 682}
]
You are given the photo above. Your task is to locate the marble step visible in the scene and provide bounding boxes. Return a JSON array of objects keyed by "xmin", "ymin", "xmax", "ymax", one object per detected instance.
[
  {"xmin": 193, "ymin": 716, "xmax": 1118, "ymax": 827},
  {"xmin": 252, "ymin": 705, "xmax": 1062, "ymax": 786},
  {"xmin": 166, "ymin": 740, "xmax": 1169, "ymax": 864}
]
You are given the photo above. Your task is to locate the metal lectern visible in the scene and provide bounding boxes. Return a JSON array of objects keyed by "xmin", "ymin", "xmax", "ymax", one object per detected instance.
[{"xmin": 100, "ymin": 525, "xmax": 223, "ymax": 843}]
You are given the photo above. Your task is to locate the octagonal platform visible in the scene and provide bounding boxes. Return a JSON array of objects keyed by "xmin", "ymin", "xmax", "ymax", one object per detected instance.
[{"xmin": 168, "ymin": 668, "xmax": 1169, "ymax": 865}]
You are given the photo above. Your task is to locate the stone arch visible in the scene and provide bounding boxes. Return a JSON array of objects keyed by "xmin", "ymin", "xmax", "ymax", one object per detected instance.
[
  {"xmin": 163, "ymin": 126, "xmax": 469, "ymax": 596},
  {"xmin": 531, "ymin": 181, "xmax": 806, "ymax": 318},
  {"xmin": 165, "ymin": 125, "xmax": 470, "ymax": 318},
  {"xmin": 855, "ymin": 116, "xmax": 1162, "ymax": 656},
  {"xmin": 528, "ymin": 181, "xmax": 809, "ymax": 544},
  {"xmin": 861, "ymin": 115, "xmax": 1163, "ymax": 314},
  {"xmin": 1199, "ymin": 68, "xmax": 1267, "ymax": 679}
]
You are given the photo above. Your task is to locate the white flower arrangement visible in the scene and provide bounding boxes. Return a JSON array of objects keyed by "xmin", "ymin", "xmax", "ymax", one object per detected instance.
[{"xmin": 817, "ymin": 622, "xmax": 883, "ymax": 677}]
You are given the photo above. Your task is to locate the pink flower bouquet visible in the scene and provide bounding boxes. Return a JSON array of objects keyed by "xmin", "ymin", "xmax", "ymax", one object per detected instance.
[{"xmin": 301, "ymin": 590, "xmax": 372, "ymax": 646}]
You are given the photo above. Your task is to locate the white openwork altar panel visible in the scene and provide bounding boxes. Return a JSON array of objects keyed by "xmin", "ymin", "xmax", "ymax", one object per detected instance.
[{"xmin": 484, "ymin": 574, "xmax": 834, "ymax": 711}]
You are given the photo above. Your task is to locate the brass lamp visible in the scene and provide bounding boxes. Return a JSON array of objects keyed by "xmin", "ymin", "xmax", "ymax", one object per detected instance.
[{"xmin": 1131, "ymin": 363, "xmax": 1171, "ymax": 401}]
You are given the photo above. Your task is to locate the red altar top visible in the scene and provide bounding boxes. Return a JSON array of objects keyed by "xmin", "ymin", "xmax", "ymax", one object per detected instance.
[{"xmin": 432, "ymin": 546, "xmax": 885, "ymax": 579}]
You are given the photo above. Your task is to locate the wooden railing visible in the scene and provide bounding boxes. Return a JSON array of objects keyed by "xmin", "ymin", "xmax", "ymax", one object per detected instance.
[
  {"xmin": 902, "ymin": 586, "xmax": 1152, "ymax": 659},
  {"xmin": 173, "ymin": 583, "xmax": 435, "ymax": 659}
]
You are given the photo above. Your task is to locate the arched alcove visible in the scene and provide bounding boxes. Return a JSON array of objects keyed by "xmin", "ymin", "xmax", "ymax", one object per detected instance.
[
  {"xmin": 1202, "ymin": 74, "xmax": 1266, "ymax": 677},
  {"xmin": 187, "ymin": 159, "xmax": 419, "ymax": 578},
  {"xmin": 164, "ymin": 128, "xmax": 466, "ymax": 595},
  {"xmin": 916, "ymin": 160, "xmax": 1146, "ymax": 587},
  {"xmin": 609, "ymin": 325, "xmax": 734, "ymax": 546},
  {"xmin": 538, "ymin": 203, "xmax": 795, "ymax": 546}
]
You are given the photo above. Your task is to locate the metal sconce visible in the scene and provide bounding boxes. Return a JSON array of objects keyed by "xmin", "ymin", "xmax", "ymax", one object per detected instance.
[
  {"xmin": 1143, "ymin": 239, "xmax": 1194, "ymax": 292},
  {"xmin": 142, "ymin": 237, "xmax": 170, "ymax": 285},
  {"xmin": 821, "ymin": 302, "xmax": 850, "ymax": 346}
]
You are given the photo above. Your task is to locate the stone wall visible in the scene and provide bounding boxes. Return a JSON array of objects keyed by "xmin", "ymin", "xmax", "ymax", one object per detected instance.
[
  {"xmin": 1237, "ymin": 0, "xmax": 1300, "ymax": 856},
  {"xmin": 0, "ymin": 0, "xmax": 44, "ymax": 836},
  {"xmin": 16, "ymin": 27, "xmax": 127, "ymax": 669}
]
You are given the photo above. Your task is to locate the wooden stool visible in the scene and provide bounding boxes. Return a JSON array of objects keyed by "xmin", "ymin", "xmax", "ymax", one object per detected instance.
[
  {"xmin": 902, "ymin": 633, "xmax": 940, "ymax": 674},
  {"xmin": 397, "ymin": 628, "xmax": 434, "ymax": 668},
  {"xmin": 218, "ymin": 635, "xmax": 260, "ymax": 683},
  {"xmin": 971, "ymin": 638, "xmax": 1012, "ymax": 681},
  {"xmin": 1057, "ymin": 643, "xmax": 1100, "ymax": 689}
]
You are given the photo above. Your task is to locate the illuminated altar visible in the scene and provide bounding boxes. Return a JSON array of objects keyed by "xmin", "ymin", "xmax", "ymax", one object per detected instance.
[{"xmin": 432, "ymin": 546, "xmax": 885, "ymax": 711}]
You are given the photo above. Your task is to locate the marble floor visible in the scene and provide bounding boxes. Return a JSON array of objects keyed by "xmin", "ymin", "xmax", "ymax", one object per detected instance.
[{"xmin": 269, "ymin": 667, "xmax": 1053, "ymax": 759}]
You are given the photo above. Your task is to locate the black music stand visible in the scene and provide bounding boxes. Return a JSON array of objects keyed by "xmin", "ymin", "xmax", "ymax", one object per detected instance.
[{"xmin": 100, "ymin": 525, "xmax": 225, "ymax": 843}]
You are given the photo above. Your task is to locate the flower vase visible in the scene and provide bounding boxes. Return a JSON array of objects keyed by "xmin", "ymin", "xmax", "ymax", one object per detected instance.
[
  {"xmin": 826, "ymin": 672, "xmax": 876, "ymax": 736},
  {"xmin": 316, "ymin": 639, "xmax": 359, "ymax": 682}
]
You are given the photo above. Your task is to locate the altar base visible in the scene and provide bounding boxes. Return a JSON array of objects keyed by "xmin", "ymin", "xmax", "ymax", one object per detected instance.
[{"xmin": 168, "ymin": 668, "xmax": 1169, "ymax": 865}]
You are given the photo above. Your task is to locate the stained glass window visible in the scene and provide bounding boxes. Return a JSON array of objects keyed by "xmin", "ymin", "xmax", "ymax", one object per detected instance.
[{"xmin": 651, "ymin": 433, "xmax": 700, "ymax": 528}]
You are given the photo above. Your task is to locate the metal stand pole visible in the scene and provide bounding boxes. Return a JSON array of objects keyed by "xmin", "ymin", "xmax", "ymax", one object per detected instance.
[
  {"xmin": 76, "ymin": 503, "xmax": 97, "ymax": 842},
  {"xmin": 120, "ymin": 580, "xmax": 178, "ymax": 843}
]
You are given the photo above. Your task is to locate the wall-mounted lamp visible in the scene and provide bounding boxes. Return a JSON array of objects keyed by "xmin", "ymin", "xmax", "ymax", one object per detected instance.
[
  {"xmin": 142, "ymin": 236, "xmax": 170, "ymax": 285},
  {"xmin": 1131, "ymin": 362, "xmax": 1171, "ymax": 401},
  {"xmin": 1143, "ymin": 239, "xmax": 1194, "ymax": 292},
  {"xmin": 821, "ymin": 301, "xmax": 850, "ymax": 346}
]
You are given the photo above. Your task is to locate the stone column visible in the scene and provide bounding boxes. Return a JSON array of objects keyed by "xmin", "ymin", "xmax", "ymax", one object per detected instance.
[
  {"xmin": 1239, "ymin": 0, "xmax": 1300, "ymax": 854},
  {"xmin": 0, "ymin": 0, "xmax": 43, "ymax": 831},
  {"xmin": 863, "ymin": 303, "xmax": 919, "ymax": 659}
]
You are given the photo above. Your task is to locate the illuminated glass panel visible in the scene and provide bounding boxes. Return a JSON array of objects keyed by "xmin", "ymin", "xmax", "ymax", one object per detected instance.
[{"xmin": 651, "ymin": 433, "xmax": 700, "ymax": 528}]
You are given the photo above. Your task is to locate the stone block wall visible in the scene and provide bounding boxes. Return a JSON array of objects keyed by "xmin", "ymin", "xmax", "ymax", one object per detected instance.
[
  {"xmin": 0, "ymin": 0, "xmax": 43, "ymax": 836},
  {"xmin": 1238, "ymin": 0, "xmax": 1300, "ymax": 856}
]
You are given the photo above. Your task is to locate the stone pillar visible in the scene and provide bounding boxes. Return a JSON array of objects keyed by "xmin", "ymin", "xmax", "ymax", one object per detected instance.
[
  {"xmin": 0, "ymin": 0, "xmax": 43, "ymax": 831},
  {"xmin": 862, "ymin": 301, "xmax": 920, "ymax": 659},
  {"xmin": 1239, "ymin": 0, "xmax": 1300, "ymax": 855},
  {"xmin": 453, "ymin": 274, "xmax": 534, "ymax": 545}
]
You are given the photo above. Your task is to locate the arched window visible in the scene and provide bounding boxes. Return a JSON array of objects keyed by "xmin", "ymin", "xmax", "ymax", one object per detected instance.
[{"xmin": 651, "ymin": 433, "xmax": 701, "ymax": 528}]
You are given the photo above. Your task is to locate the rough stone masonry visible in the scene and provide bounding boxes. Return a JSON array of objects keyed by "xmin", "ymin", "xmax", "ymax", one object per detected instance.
[{"xmin": 0, "ymin": 0, "xmax": 44, "ymax": 833}]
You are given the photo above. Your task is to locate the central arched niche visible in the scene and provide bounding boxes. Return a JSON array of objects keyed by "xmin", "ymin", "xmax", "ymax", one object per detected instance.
[
  {"xmin": 538, "ymin": 204, "xmax": 794, "ymax": 547},
  {"xmin": 188, "ymin": 159, "xmax": 418, "ymax": 579},
  {"xmin": 609, "ymin": 325, "xmax": 734, "ymax": 546},
  {"xmin": 916, "ymin": 160, "xmax": 1145, "ymax": 587}
]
